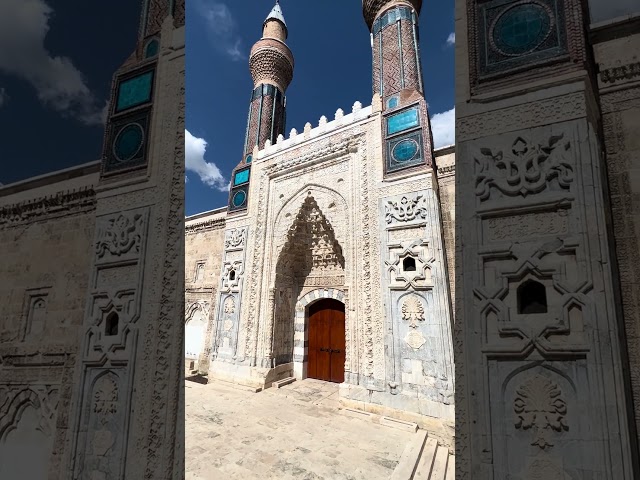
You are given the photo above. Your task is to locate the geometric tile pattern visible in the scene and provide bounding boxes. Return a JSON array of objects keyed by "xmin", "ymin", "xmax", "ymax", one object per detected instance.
[{"xmin": 477, "ymin": 0, "xmax": 568, "ymax": 77}]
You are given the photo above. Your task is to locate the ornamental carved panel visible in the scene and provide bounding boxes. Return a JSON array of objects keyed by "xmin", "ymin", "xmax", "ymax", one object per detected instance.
[
  {"xmin": 95, "ymin": 210, "xmax": 148, "ymax": 261},
  {"xmin": 224, "ymin": 228, "xmax": 246, "ymax": 250},
  {"xmin": 401, "ymin": 295, "xmax": 425, "ymax": 328},
  {"xmin": 385, "ymin": 194, "xmax": 428, "ymax": 224},
  {"xmin": 514, "ymin": 374, "xmax": 568, "ymax": 449},
  {"xmin": 475, "ymin": 134, "xmax": 573, "ymax": 201}
]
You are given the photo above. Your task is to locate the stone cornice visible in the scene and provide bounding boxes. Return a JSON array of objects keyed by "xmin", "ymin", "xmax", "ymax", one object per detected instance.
[
  {"xmin": 185, "ymin": 217, "xmax": 226, "ymax": 234},
  {"xmin": 0, "ymin": 187, "xmax": 96, "ymax": 227}
]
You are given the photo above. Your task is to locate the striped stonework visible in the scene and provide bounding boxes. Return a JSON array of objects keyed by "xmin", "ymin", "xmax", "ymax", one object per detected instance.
[{"xmin": 293, "ymin": 288, "xmax": 345, "ymax": 379}]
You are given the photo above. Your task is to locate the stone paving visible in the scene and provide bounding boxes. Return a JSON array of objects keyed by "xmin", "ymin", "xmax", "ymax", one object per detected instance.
[{"xmin": 185, "ymin": 378, "xmax": 416, "ymax": 479}]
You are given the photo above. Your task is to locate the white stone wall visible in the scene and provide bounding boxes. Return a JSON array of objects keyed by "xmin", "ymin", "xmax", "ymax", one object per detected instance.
[
  {"xmin": 455, "ymin": 1, "xmax": 638, "ymax": 476},
  {"xmin": 185, "ymin": 208, "xmax": 226, "ymax": 372},
  {"xmin": 594, "ymin": 25, "xmax": 640, "ymax": 448}
]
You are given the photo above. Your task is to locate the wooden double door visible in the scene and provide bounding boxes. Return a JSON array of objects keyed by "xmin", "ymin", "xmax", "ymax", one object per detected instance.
[{"xmin": 307, "ymin": 299, "xmax": 345, "ymax": 383}]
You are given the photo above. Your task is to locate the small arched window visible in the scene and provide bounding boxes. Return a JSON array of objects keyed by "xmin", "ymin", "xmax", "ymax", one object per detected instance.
[
  {"xmin": 145, "ymin": 39, "xmax": 159, "ymax": 58},
  {"xmin": 229, "ymin": 270, "xmax": 236, "ymax": 281},
  {"xmin": 105, "ymin": 312, "xmax": 119, "ymax": 336},
  {"xmin": 403, "ymin": 257, "xmax": 417, "ymax": 272},
  {"xmin": 517, "ymin": 280, "xmax": 548, "ymax": 314}
]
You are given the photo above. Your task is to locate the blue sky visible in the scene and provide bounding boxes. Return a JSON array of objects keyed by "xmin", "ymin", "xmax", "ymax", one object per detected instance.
[
  {"xmin": 0, "ymin": 0, "xmax": 139, "ymax": 185},
  {"xmin": 186, "ymin": 0, "xmax": 455, "ymax": 217}
]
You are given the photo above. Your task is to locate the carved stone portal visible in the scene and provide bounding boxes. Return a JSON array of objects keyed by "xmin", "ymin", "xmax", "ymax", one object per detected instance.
[{"xmin": 272, "ymin": 194, "xmax": 346, "ymax": 365}]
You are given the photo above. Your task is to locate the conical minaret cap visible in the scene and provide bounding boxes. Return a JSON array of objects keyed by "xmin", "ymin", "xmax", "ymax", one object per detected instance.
[
  {"xmin": 363, "ymin": 0, "xmax": 422, "ymax": 30},
  {"xmin": 264, "ymin": 1, "xmax": 288, "ymax": 37}
]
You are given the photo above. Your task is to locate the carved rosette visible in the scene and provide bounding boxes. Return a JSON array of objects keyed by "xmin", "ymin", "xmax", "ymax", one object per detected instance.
[{"xmin": 514, "ymin": 375, "xmax": 568, "ymax": 449}]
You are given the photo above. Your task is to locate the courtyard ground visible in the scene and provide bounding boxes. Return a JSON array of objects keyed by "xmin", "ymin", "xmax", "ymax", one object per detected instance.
[{"xmin": 185, "ymin": 377, "xmax": 453, "ymax": 479}]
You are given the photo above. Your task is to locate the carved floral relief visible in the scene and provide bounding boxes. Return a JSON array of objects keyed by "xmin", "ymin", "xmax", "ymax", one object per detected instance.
[
  {"xmin": 385, "ymin": 195, "xmax": 428, "ymax": 224},
  {"xmin": 223, "ymin": 296, "xmax": 235, "ymax": 315},
  {"xmin": 475, "ymin": 135, "xmax": 573, "ymax": 201},
  {"xmin": 401, "ymin": 295, "xmax": 425, "ymax": 328},
  {"xmin": 224, "ymin": 228, "xmax": 246, "ymax": 250},
  {"xmin": 514, "ymin": 375, "xmax": 568, "ymax": 449},
  {"xmin": 93, "ymin": 375, "xmax": 118, "ymax": 416},
  {"xmin": 95, "ymin": 213, "xmax": 146, "ymax": 258}
]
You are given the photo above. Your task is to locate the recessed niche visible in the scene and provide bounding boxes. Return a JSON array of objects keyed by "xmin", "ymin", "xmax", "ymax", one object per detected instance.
[
  {"xmin": 517, "ymin": 279, "xmax": 548, "ymax": 314},
  {"xmin": 403, "ymin": 257, "xmax": 417, "ymax": 272},
  {"xmin": 105, "ymin": 312, "xmax": 119, "ymax": 336}
]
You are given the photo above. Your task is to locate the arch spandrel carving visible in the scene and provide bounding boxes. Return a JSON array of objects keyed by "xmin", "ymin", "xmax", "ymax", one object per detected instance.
[{"xmin": 271, "ymin": 184, "xmax": 350, "ymax": 263}]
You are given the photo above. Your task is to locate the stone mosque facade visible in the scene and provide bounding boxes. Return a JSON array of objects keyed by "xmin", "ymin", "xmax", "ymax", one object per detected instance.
[
  {"xmin": 0, "ymin": 0, "xmax": 638, "ymax": 477},
  {"xmin": 185, "ymin": 0, "xmax": 458, "ymax": 442}
]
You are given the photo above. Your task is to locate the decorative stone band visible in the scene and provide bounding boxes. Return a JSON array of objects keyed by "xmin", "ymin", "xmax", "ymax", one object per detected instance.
[
  {"xmin": 292, "ymin": 288, "xmax": 345, "ymax": 379},
  {"xmin": 0, "ymin": 188, "xmax": 96, "ymax": 227},
  {"xmin": 600, "ymin": 61, "xmax": 640, "ymax": 85},
  {"xmin": 185, "ymin": 217, "xmax": 226, "ymax": 234}
]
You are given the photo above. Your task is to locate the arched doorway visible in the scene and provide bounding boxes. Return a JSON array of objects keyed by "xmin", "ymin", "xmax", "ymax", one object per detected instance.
[
  {"xmin": 185, "ymin": 309, "xmax": 206, "ymax": 359},
  {"xmin": 0, "ymin": 402, "xmax": 52, "ymax": 479},
  {"xmin": 307, "ymin": 298, "xmax": 345, "ymax": 383}
]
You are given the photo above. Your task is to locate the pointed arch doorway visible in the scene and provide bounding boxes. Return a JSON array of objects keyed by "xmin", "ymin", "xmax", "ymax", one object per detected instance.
[{"xmin": 307, "ymin": 298, "xmax": 345, "ymax": 383}]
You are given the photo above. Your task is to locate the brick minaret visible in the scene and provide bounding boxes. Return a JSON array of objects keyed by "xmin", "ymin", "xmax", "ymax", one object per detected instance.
[
  {"xmin": 363, "ymin": 0, "xmax": 424, "ymax": 107},
  {"xmin": 228, "ymin": 1, "xmax": 294, "ymax": 212},
  {"xmin": 363, "ymin": 0, "xmax": 434, "ymax": 174}
]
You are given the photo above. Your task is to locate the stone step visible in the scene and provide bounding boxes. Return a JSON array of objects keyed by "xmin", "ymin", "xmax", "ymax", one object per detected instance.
[
  {"xmin": 272, "ymin": 376, "xmax": 296, "ymax": 388},
  {"xmin": 392, "ymin": 431, "xmax": 455, "ymax": 480},
  {"xmin": 444, "ymin": 455, "xmax": 454, "ymax": 480},
  {"xmin": 428, "ymin": 444, "xmax": 450, "ymax": 480},
  {"xmin": 380, "ymin": 416, "xmax": 419, "ymax": 433},
  {"xmin": 390, "ymin": 429, "xmax": 428, "ymax": 480},
  {"xmin": 414, "ymin": 437, "xmax": 438, "ymax": 478}
]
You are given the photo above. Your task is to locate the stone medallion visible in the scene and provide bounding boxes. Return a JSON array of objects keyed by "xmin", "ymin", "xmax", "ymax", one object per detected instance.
[{"xmin": 405, "ymin": 330, "xmax": 426, "ymax": 350}]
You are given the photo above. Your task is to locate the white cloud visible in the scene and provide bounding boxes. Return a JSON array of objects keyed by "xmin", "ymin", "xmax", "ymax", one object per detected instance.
[
  {"xmin": 430, "ymin": 107, "xmax": 455, "ymax": 149},
  {"xmin": 185, "ymin": 130, "xmax": 229, "ymax": 191},
  {"xmin": 446, "ymin": 32, "xmax": 455, "ymax": 47},
  {"xmin": 0, "ymin": 0, "xmax": 105, "ymax": 125},
  {"xmin": 195, "ymin": 0, "xmax": 246, "ymax": 62}
]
